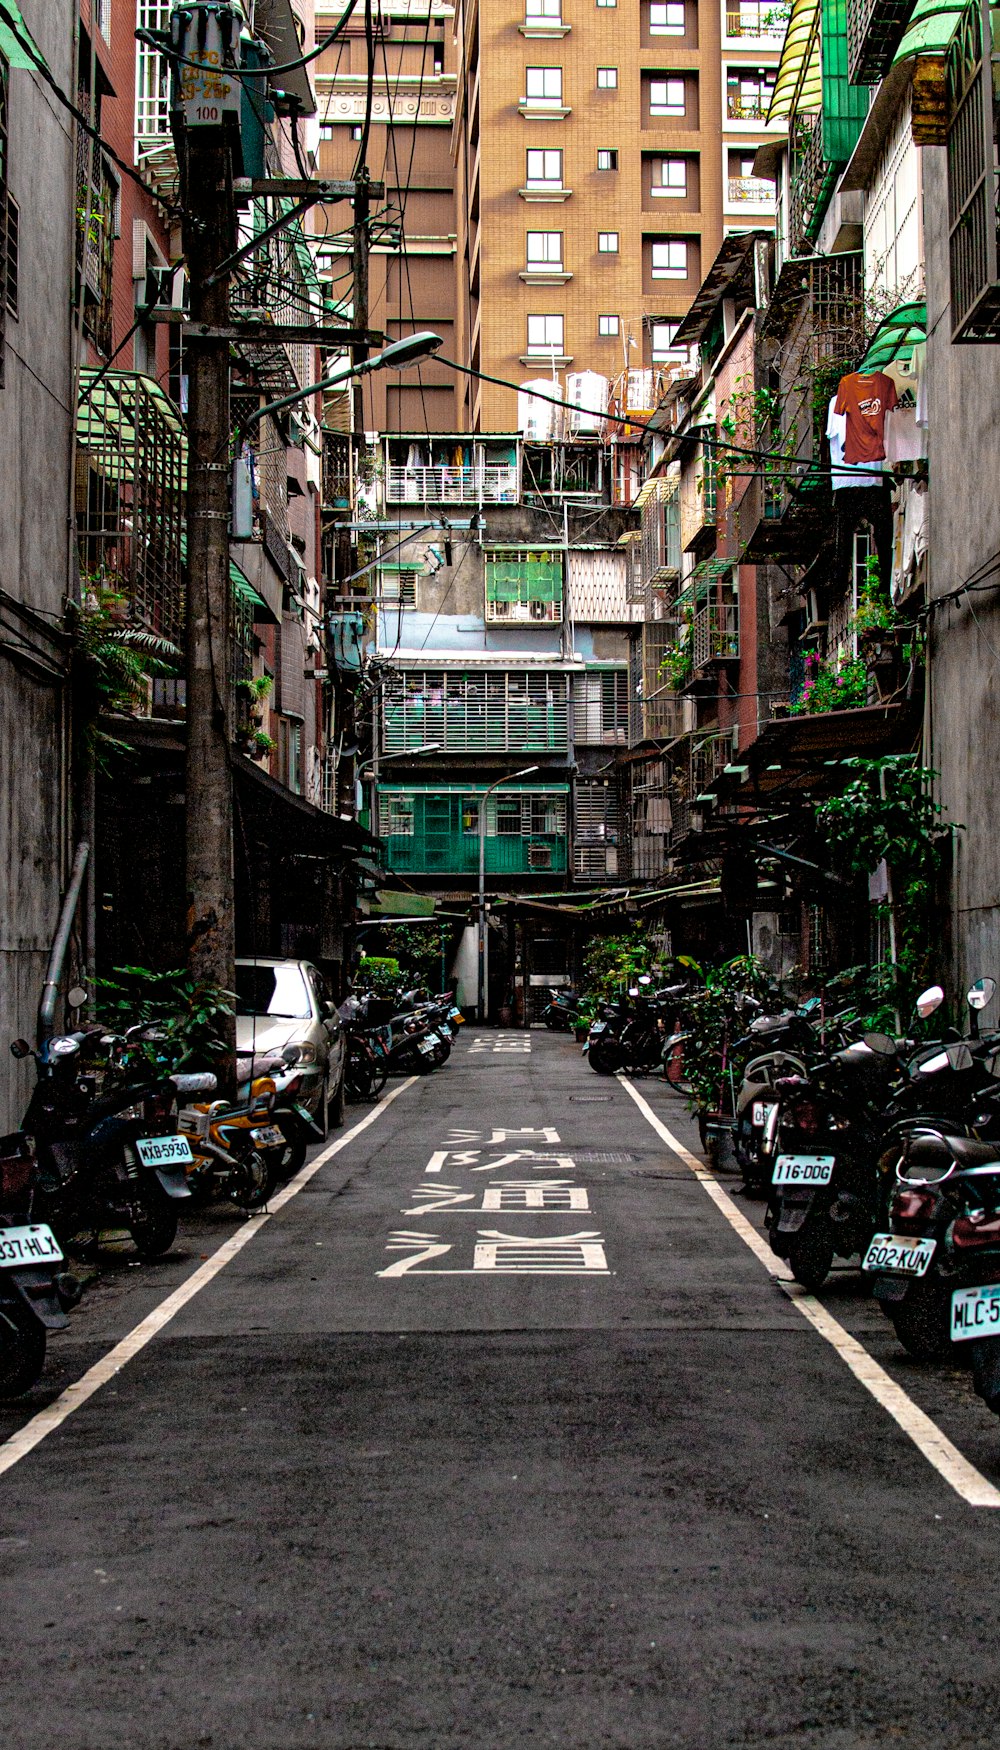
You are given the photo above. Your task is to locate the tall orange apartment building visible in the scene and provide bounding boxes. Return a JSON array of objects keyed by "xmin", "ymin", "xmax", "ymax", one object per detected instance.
[{"xmin": 315, "ymin": 0, "xmax": 783, "ymax": 431}]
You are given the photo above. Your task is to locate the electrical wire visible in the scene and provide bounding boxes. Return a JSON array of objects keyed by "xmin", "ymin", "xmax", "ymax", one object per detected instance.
[
  {"xmin": 0, "ymin": 0, "xmax": 168, "ymax": 202},
  {"xmin": 136, "ymin": 0, "xmax": 360, "ymax": 83}
]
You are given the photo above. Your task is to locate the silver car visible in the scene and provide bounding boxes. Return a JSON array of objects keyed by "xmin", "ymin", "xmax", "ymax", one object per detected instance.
[{"xmin": 235, "ymin": 958, "xmax": 346, "ymax": 1132}]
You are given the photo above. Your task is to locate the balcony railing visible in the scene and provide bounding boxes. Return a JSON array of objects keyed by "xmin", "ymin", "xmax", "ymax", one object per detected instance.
[
  {"xmin": 382, "ymin": 669, "xmax": 570, "ymax": 754},
  {"xmin": 692, "ymin": 602, "xmax": 740, "ymax": 669},
  {"xmin": 383, "ymin": 830, "xmax": 567, "ymax": 876},
  {"xmin": 790, "ymin": 113, "xmax": 837, "ymax": 246},
  {"xmin": 690, "ymin": 729, "xmax": 736, "ymax": 796},
  {"xmin": 386, "ymin": 463, "xmax": 519, "ymax": 504},
  {"xmin": 726, "ymin": 4, "xmax": 788, "ymax": 37},
  {"xmin": 727, "ymin": 175, "xmax": 776, "ymax": 204},
  {"xmin": 727, "ymin": 95, "xmax": 773, "ymax": 121}
]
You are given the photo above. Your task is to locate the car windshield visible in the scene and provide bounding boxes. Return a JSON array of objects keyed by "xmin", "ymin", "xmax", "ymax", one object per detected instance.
[{"xmin": 235, "ymin": 964, "xmax": 312, "ymax": 1021}]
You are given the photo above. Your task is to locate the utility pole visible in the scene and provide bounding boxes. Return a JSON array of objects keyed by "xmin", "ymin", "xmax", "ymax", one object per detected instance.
[{"xmin": 180, "ymin": 124, "xmax": 237, "ymax": 1078}]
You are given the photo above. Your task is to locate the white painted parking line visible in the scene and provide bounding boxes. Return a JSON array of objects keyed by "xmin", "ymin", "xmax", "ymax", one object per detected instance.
[
  {"xmin": 0, "ymin": 1078, "xmax": 419, "ymax": 1483},
  {"xmin": 620, "ymin": 1076, "xmax": 1000, "ymax": 1512}
]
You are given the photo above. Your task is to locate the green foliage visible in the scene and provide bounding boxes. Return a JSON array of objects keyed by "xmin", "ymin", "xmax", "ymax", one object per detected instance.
[
  {"xmin": 816, "ymin": 757, "xmax": 956, "ymax": 1007},
  {"xmin": 680, "ymin": 955, "xmax": 774, "ymax": 1113},
  {"xmin": 94, "ymin": 965, "xmax": 233, "ymax": 1071},
  {"xmin": 582, "ymin": 929, "xmax": 658, "ymax": 1000},
  {"xmin": 853, "ymin": 555, "xmax": 898, "ymax": 635},
  {"xmin": 73, "ymin": 587, "xmax": 181, "ymax": 764},
  {"xmin": 388, "ymin": 925, "xmax": 445, "ymax": 989},
  {"xmin": 358, "ymin": 954, "xmax": 402, "ymax": 995},
  {"xmin": 790, "ymin": 651, "xmax": 867, "ymax": 715}
]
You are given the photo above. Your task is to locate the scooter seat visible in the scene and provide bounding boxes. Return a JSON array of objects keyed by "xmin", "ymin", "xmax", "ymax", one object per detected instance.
[{"xmin": 906, "ymin": 1133, "xmax": 1000, "ymax": 1168}]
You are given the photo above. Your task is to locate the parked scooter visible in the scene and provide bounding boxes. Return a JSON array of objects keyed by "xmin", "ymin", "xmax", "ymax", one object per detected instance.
[
  {"xmin": 542, "ymin": 987, "xmax": 580, "ymax": 1032},
  {"xmin": 177, "ymin": 1069, "xmax": 285, "ymax": 1209},
  {"xmin": 11, "ymin": 1026, "xmax": 195, "ymax": 1259},
  {"xmin": 0, "ymin": 1129, "xmax": 80, "ymax": 1396}
]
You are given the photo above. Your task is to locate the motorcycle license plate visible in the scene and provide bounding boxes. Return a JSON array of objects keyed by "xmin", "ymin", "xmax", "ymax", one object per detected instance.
[
  {"xmin": 251, "ymin": 1126, "xmax": 284, "ymax": 1149},
  {"xmin": 135, "ymin": 1134, "xmax": 194, "ymax": 1169},
  {"xmin": 425, "ymin": 1032, "xmax": 441, "ymax": 1047},
  {"xmin": 752, "ymin": 1101, "xmax": 776, "ymax": 1127},
  {"xmin": 417, "ymin": 1040, "xmax": 435, "ymax": 1056},
  {"xmin": 450, "ymin": 1009, "xmax": 463, "ymax": 1021},
  {"xmin": 951, "ymin": 1284, "xmax": 1000, "ymax": 1342},
  {"xmin": 590, "ymin": 1021, "xmax": 607, "ymax": 1035},
  {"xmin": 772, "ymin": 1153, "xmax": 835, "ymax": 1187},
  {"xmin": 0, "ymin": 1223, "xmax": 63, "ymax": 1266},
  {"xmin": 862, "ymin": 1233, "xmax": 936, "ymax": 1276}
]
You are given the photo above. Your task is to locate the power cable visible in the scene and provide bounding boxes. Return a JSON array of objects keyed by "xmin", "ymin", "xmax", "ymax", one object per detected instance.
[
  {"xmin": 136, "ymin": 0, "xmax": 360, "ymax": 83},
  {"xmin": 0, "ymin": 0, "xmax": 169, "ymax": 202}
]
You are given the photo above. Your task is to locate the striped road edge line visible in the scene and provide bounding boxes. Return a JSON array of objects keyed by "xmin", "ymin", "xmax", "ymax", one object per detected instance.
[
  {"xmin": 0, "ymin": 1077, "xmax": 419, "ymax": 1482},
  {"xmin": 620, "ymin": 1075, "xmax": 1000, "ymax": 1511}
]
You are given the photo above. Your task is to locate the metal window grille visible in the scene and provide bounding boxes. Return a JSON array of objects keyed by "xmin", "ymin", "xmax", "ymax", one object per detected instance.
[
  {"xmin": 0, "ymin": 58, "xmax": 7, "ymax": 376},
  {"xmin": 846, "ymin": 0, "xmax": 913, "ymax": 83},
  {"xmin": 4, "ymin": 194, "xmax": 17, "ymax": 318},
  {"xmin": 572, "ymin": 671, "xmax": 629, "ymax": 743},
  {"xmin": 947, "ymin": 0, "xmax": 1000, "ymax": 342},
  {"xmin": 76, "ymin": 369, "xmax": 186, "ymax": 647},
  {"xmin": 574, "ymin": 781, "xmax": 620, "ymax": 879},
  {"xmin": 484, "ymin": 548, "xmax": 563, "ymax": 622},
  {"xmin": 381, "ymin": 669, "xmax": 570, "ymax": 753},
  {"xmin": 376, "ymin": 787, "xmax": 568, "ymax": 875},
  {"xmin": 629, "ymin": 623, "xmax": 690, "ymax": 743},
  {"xmin": 135, "ymin": 0, "xmax": 173, "ymax": 146}
]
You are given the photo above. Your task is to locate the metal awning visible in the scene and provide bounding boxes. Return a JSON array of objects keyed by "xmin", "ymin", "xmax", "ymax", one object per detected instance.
[
  {"xmin": 77, "ymin": 370, "xmax": 186, "ymax": 485},
  {"xmin": 235, "ymin": 755, "xmax": 380, "ymax": 858},
  {"xmin": 671, "ymin": 233, "xmax": 768, "ymax": 350},
  {"xmin": 0, "ymin": 3, "xmax": 45, "ymax": 69},
  {"xmin": 859, "ymin": 301, "xmax": 927, "ymax": 371},
  {"xmin": 767, "ymin": 0, "xmax": 822, "ymax": 123},
  {"xmin": 893, "ymin": 0, "xmax": 965, "ymax": 61}
]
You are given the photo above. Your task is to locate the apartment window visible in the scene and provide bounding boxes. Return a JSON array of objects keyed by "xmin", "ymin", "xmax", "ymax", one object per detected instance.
[
  {"xmin": 525, "ymin": 66, "xmax": 563, "ymax": 105},
  {"xmin": 94, "ymin": 0, "xmax": 111, "ymax": 37},
  {"xmin": 526, "ymin": 0, "xmax": 563, "ymax": 16},
  {"xmin": 598, "ymin": 313, "xmax": 620, "ymax": 335},
  {"xmin": 526, "ymin": 230, "xmax": 564, "ymax": 269},
  {"xmin": 649, "ymin": 2, "xmax": 685, "ymax": 31},
  {"xmin": 380, "ymin": 568, "xmax": 419, "ymax": 607},
  {"xmin": 351, "ymin": 124, "xmax": 363, "ymax": 140},
  {"xmin": 650, "ymin": 320, "xmax": 685, "ymax": 359},
  {"xmin": 597, "ymin": 66, "xmax": 618, "ymax": 88},
  {"xmin": 598, "ymin": 231, "xmax": 619, "ymax": 253},
  {"xmin": 651, "ymin": 156, "xmax": 687, "ymax": 196},
  {"xmin": 596, "ymin": 0, "xmax": 617, "ymax": 6},
  {"xmin": 651, "ymin": 239, "xmax": 688, "ymax": 278},
  {"xmin": 527, "ymin": 313, "xmax": 565, "ymax": 354},
  {"xmin": 649, "ymin": 78, "xmax": 686, "ymax": 116},
  {"xmin": 526, "ymin": 148, "xmax": 563, "ymax": 186},
  {"xmin": 597, "ymin": 148, "xmax": 618, "ymax": 170}
]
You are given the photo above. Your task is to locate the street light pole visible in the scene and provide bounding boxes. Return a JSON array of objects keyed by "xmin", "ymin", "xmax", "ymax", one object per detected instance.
[
  {"xmin": 355, "ymin": 742, "xmax": 441, "ymax": 827},
  {"xmin": 478, "ymin": 766, "xmax": 539, "ymax": 1024}
]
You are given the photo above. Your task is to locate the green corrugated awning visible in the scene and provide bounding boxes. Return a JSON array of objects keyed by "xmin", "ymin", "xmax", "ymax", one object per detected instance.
[
  {"xmin": 821, "ymin": 0, "xmax": 871, "ymax": 161},
  {"xmin": 768, "ymin": 0, "xmax": 823, "ymax": 123},
  {"xmin": 0, "ymin": 4, "xmax": 46, "ymax": 70},
  {"xmin": 179, "ymin": 533, "xmax": 268, "ymax": 609},
  {"xmin": 893, "ymin": 0, "xmax": 964, "ymax": 60},
  {"xmin": 859, "ymin": 301, "xmax": 927, "ymax": 369}
]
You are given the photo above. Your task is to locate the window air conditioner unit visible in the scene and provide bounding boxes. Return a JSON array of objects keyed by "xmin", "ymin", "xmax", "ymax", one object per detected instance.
[{"xmin": 144, "ymin": 264, "xmax": 189, "ymax": 322}]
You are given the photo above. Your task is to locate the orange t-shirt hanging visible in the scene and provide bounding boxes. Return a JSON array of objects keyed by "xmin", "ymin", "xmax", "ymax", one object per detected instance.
[{"xmin": 833, "ymin": 371, "xmax": 898, "ymax": 466}]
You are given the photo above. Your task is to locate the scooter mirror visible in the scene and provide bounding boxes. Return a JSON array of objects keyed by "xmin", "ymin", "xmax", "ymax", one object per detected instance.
[
  {"xmin": 986, "ymin": 1050, "xmax": 1000, "ymax": 1080},
  {"xmin": 627, "ymin": 987, "xmax": 639, "ymax": 998},
  {"xmin": 638, "ymin": 975, "xmax": 652, "ymax": 986},
  {"xmin": 9, "ymin": 1039, "xmax": 31, "ymax": 1059},
  {"xmin": 915, "ymin": 985, "xmax": 945, "ymax": 1018},
  {"xmin": 66, "ymin": 986, "xmax": 89, "ymax": 1009},
  {"xmin": 862, "ymin": 1031, "xmax": 898, "ymax": 1056},
  {"xmin": 947, "ymin": 1042, "xmax": 975, "ymax": 1070},
  {"xmin": 967, "ymin": 977, "xmax": 997, "ymax": 1011}
]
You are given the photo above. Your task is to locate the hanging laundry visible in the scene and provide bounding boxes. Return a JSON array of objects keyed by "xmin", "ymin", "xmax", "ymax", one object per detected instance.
[
  {"xmin": 827, "ymin": 396, "xmax": 879, "ymax": 490},
  {"xmin": 834, "ymin": 369, "xmax": 898, "ymax": 465},
  {"xmin": 884, "ymin": 402, "xmax": 926, "ymax": 465}
]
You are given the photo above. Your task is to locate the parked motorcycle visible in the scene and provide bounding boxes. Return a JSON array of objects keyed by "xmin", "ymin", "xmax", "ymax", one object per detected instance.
[
  {"xmin": 0, "ymin": 1129, "xmax": 80, "ymax": 1396},
  {"xmin": 177, "ymin": 1069, "xmax": 285, "ymax": 1209},
  {"xmin": 11, "ymin": 1026, "xmax": 195, "ymax": 1259},
  {"xmin": 542, "ymin": 987, "xmax": 580, "ymax": 1031}
]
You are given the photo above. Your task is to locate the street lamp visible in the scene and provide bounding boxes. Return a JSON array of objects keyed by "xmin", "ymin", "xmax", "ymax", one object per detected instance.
[
  {"xmin": 356, "ymin": 742, "xmax": 441, "ymax": 825},
  {"xmin": 478, "ymin": 766, "xmax": 539, "ymax": 1024},
  {"xmin": 236, "ymin": 331, "xmax": 445, "ymax": 443}
]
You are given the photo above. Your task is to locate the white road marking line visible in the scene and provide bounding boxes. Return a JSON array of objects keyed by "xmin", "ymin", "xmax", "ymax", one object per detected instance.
[
  {"xmin": 0, "ymin": 1077, "xmax": 418, "ymax": 1482},
  {"xmin": 620, "ymin": 1076, "xmax": 1000, "ymax": 1511}
]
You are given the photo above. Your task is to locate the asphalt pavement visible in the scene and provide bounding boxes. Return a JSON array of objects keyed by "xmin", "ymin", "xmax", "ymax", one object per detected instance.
[{"xmin": 3, "ymin": 1029, "xmax": 1000, "ymax": 1748}]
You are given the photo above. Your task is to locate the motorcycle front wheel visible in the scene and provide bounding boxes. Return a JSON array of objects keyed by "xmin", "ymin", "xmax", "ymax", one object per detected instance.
[
  {"xmin": 0, "ymin": 1303, "xmax": 46, "ymax": 1397},
  {"xmin": 126, "ymin": 1182, "xmax": 179, "ymax": 1259},
  {"xmin": 588, "ymin": 1046, "xmax": 620, "ymax": 1076},
  {"xmin": 785, "ymin": 1215, "xmax": 835, "ymax": 1292},
  {"xmin": 228, "ymin": 1148, "xmax": 271, "ymax": 1211}
]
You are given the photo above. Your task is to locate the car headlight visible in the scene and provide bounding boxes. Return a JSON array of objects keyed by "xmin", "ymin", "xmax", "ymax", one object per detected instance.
[{"xmin": 295, "ymin": 1043, "xmax": 319, "ymax": 1065}]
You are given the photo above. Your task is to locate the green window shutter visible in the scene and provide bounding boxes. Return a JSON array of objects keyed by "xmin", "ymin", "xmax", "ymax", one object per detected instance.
[{"xmin": 821, "ymin": 0, "xmax": 870, "ymax": 161}]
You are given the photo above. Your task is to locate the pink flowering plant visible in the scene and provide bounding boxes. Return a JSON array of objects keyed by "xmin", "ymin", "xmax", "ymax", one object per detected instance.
[{"xmin": 790, "ymin": 651, "xmax": 867, "ymax": 715}]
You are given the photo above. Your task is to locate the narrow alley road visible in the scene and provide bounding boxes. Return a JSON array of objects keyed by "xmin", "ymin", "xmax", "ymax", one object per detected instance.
[{"xmin": 3, "ymin": 1031, "xmax": 1000, "ymax": 1748}]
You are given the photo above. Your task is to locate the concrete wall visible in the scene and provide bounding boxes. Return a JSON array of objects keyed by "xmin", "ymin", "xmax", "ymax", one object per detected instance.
[
  {"xmin": 0, "ymin": 3, "xmax": 77, "ymax": 1128},
  {"xmin": 922, "ymin": 143, "xmax": 1000, "ymax": 998}
]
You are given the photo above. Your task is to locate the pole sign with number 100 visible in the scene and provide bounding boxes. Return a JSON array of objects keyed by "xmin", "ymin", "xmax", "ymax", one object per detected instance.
[{"xmin": 172, "ymin": 3, "xmax": 243, "ymax": 130}]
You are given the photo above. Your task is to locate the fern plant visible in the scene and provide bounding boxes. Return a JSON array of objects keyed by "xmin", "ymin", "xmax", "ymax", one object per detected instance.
[{"xmin": 72, "ymin": 586, "xmax": 180, "ymax": 762}]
